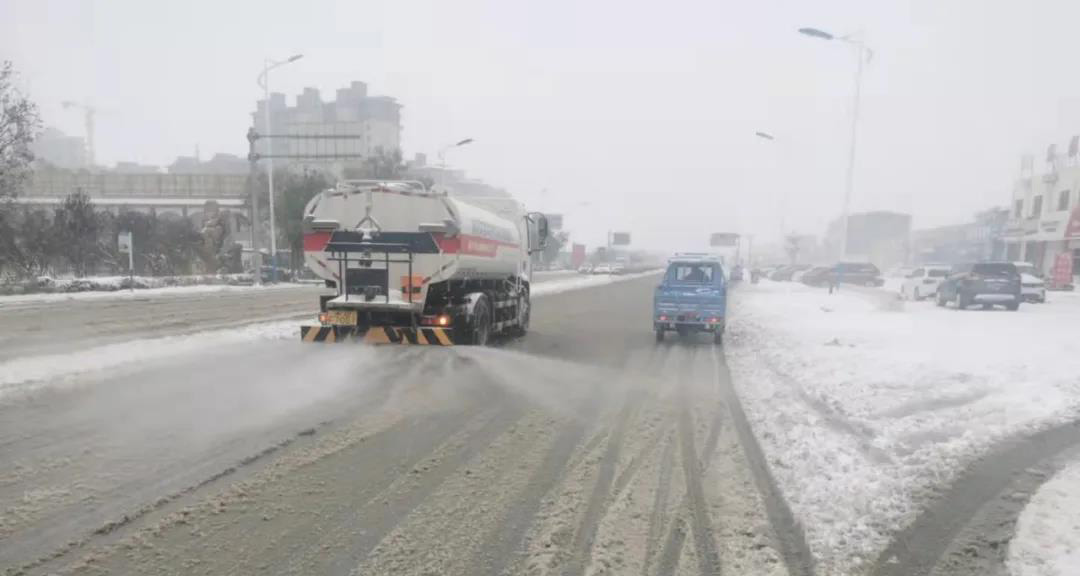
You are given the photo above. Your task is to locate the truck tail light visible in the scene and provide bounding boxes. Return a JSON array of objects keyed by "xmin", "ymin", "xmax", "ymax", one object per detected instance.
[
  {"xmin": 659, "ymin": 315, "xmax": 669, "ymax": 321},
  {"xmin": 421, "ymin": 315, "xmax": 452, "ymax": 326}
]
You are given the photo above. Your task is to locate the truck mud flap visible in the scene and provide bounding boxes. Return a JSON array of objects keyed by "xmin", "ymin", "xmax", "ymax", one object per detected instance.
[{"xmin": 300, "ymin": 325, "xmax": 454, "ymax": 346}]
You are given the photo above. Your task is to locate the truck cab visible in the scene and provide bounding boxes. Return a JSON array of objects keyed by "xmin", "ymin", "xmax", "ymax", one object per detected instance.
[{"xmin": 653, "ymin": 256, "xmax": 727, "ymax": 344}]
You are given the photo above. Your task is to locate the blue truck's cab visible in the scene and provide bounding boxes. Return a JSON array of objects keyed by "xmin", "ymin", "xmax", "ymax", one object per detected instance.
[{"xmin": 653, "ymin": 256, "xmax": 727, "ymax": 344}]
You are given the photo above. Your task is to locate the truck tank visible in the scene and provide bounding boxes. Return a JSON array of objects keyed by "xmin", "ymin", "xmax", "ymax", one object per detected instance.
[{"xmin": 299, "ymin": 180, "xmax": 547, "ymax": 346}]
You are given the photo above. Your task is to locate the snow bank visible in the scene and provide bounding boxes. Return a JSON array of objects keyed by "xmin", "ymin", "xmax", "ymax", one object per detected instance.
[
  {"xmin": 0, "ymin": 321, "xmax": 300, "ymax": 400},
  {"xmin": 725, "ymin": 281, "xmax": 1080, "ymax": 574},
  {"xmin": 0, "ymin": 279, "xmax": 310, "ymax": 305},
  {"xmin": 531, "ymin": 270, "xmax": 661, "ymax": 297},
  {"xmin": 1008, "ymin": 455, "xmax": 1080, "ymax": 576}
]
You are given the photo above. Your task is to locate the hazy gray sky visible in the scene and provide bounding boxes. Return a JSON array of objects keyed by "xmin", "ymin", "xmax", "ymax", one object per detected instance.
[{"xmin": 4, "ymin": 0, "xmax": 1080, "ymax": 250}]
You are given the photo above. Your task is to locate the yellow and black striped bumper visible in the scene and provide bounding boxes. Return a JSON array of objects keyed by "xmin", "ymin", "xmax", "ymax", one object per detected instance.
[{"xmin": 300, "ymin": 325, "xmax": 454, "ymax": 346}]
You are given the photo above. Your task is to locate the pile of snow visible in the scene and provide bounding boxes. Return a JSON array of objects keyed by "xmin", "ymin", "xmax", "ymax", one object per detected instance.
[
  {"xmin": 531, "ymin": 269, "xmax": 661, "ymax": 297},
  {"xmin": 0, "ymin": 273, "xmax": 258, "ymax": 296},
  {"xmin": 725, "ymin": 281, "xmax": 1080, "ymax": 574},
  {"xmin": 0, "ymin": 321, "xmax": 301, "ymax": 400},
  {"xmin": 0, "ymin": 281, "xmax": 311, "ymax": 306},
  {"xmin": 1008, "ymin": 455, "xmax": 1080, "ymax": 576}
]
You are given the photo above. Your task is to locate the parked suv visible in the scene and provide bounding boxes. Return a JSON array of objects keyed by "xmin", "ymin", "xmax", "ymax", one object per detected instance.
[
  {"xmin": 901, "ymin": 265, "xmax": 950, "ymax": 300},
  {"xmin": 835, "ymin": 262, "xmax": 884, "ymax": 287},
  {"xmin": 936, "ymin": 262, "xmax": 1021, "ymax": 310}
]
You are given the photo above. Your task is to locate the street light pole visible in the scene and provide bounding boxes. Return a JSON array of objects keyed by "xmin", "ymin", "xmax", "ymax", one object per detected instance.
[
  {"xmin": 798, "ymin": 28, "xmax": 872, "ymax": 259},
  {"xmin": 257, "ymin": 54, "xmax": 303, "ymax": 283},
  {"xmin": 754, "ymin": 130, "xmax": 788, "ymax": 242},
  {"xmin": 437, "ymin": 138, "xmax": 474, "ymax": 167}
]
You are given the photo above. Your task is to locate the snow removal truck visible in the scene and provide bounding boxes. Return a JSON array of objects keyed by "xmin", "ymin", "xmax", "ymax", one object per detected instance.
[{"xmin": 300, "ymin": 180, "xmax": 549, "ymax": 346}]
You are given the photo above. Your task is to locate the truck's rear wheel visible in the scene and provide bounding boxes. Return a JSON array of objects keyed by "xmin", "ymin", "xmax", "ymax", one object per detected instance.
[
  {"xmin": 509, "ymin": 290, "xmax": 530, "ymax": 337},
  {"xmin": 470, "ymin": 295, "xmax": 492, "ymax": 346}
]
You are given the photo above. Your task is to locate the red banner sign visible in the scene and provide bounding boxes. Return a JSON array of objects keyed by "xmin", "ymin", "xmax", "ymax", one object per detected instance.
[
  {"xmin": 571, "ymin": 244, "xmax": 586, "ymax": 268},
  {"xmin": 1066, "ymin": 205, "xmax": 1080, "ymax": 238},
  {"xmin": 1052, "ymin": 252, "xmax": 1074, "ymax": 289}
]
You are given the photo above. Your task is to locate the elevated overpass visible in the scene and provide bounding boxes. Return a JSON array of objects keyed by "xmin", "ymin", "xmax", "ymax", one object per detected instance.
[{"xmin": 17, "ymin": 170, "xmax": 249, "ymax": 218}]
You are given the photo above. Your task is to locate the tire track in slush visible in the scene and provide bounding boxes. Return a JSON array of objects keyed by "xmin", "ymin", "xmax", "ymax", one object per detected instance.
[
  {"xmin": 678, "ymin": 384, "xmax": 723, "ymax": 575},
  {"xmin": 326, "ymin": 400, "xmax": 526, "ymax": 575},
  {"xmin": 475, "ymin": 406, "xmax": 593, "ymax": 576},
  {"xmin": 653, "ymin": 347, "xmax": 725, "ymax": 576},
  {"xmin": 871, "ymin": 419, "xmax": 1080, "ymax": 576},
  {"xmin": 561, "ymin": 397, "xmax": 637, "ymax": 576},
  {"xmin": 710, "ymin": 347, "xmax": 815, "ymax": 576},
  {"xmin": 642, "ymin": 431, "xmax": 677, "ymax": 576}
]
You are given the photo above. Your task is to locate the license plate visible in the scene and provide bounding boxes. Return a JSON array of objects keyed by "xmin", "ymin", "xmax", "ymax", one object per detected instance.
[{"xmin": 327, "ymin": 310, "xmax": 357, "ymax": 325}]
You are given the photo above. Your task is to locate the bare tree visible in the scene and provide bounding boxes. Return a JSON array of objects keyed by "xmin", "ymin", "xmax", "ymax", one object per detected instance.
[{"xmin": 0, "ymin": 61, "xmax": 41, "ymax": 199}]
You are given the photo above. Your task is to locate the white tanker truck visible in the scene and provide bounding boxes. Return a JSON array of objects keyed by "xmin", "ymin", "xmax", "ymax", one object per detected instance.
[{"xmin": 299, "ymin": 180, "xmax": 549, "ymax": 345}]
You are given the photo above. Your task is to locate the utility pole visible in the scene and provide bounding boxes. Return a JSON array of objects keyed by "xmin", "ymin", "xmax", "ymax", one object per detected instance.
[
  {"xmin": 797, "ymin": 27, "xmax": 873, "ymax": 259},
  {"xmin": 247, "ymin": 127, "xmax": 263, "ymax": 286},
  {"xmin": 257, "ymin": 54, "xmax": 303, "ymax": 283}
]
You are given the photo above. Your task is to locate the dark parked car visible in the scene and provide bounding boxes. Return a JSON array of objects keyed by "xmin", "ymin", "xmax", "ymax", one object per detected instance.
[
  {"xmin": 770, "ymin": 264, "xmax": 811, "ymax": 281},
  {"xmin": 935, "ymin": 262, "xmax": 1021, "ymax": 311},
  {"xmin": 834, "ymin": 262, "xmax": 884, "ymax": 287},
  {"xmin": 800, "ymin": 266, "xmax": 833, "ymax": 287}
]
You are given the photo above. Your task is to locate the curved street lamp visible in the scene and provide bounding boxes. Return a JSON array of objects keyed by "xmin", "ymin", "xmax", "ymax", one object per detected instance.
[
  {"xmin": 438, "ymin": 138, "xmax": 474, "ymax": 166},
  {"xmin": 256, "ymin": 53, "xmax": 303, "ymax": 284},
  {"xmin": 798, "ymin": 27, "xmax": 873, "ymax": 258}
]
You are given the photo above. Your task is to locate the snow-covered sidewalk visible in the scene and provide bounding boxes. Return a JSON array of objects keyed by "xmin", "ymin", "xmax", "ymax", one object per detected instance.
[
  {"xmin": 1008, "ymin": 453, "xmax": 1080, "ymax": 576},
  {"xmin": 725, "ymin": 281, "xmax": 1080, "ymax": 574}
]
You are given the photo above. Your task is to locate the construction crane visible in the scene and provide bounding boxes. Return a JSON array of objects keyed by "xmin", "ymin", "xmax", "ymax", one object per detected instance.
[{"xmin": 61, "ymin": 100, "xmax": 97, "ymax": 167}]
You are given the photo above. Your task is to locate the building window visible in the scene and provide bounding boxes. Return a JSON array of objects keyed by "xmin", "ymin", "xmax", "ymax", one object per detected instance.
[
  {"xmin": 1059, "ymin": 189, "xmax": 1071, "ymax": 211},
  {"xmin": 1014, "ymin": 199, "xmax": 1024, "ymax": 218},
  {"xmin": 1032, "ymin": 195, "xmax": 1043, "ymax": 218}
]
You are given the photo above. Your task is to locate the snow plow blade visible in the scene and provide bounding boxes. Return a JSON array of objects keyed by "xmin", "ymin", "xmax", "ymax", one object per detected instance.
[{"xmin": 300, "ymin": 325, "xmax": 454, "ymax": 346}]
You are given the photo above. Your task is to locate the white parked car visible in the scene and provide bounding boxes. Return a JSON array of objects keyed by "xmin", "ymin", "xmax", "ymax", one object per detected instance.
[
  {"xmin": 901, "ymin": 266, "xmax": 950, "ymax": 300},
  {"xmin": 592, "ymin": 264, "xmax": 614, "ymax": 274},
  {"xmin": 1020, "ymin": 273, "xmax": 1047, "ymax": 303},
  {"xmin": 1011, "ymin": 262, "xmax": 1047, "ymax": 303}
]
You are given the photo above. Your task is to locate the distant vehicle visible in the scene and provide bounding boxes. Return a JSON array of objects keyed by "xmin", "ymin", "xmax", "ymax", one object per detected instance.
[
  {"xmin": 900, "ymin": 266, "xmax": 950, "ymax": 300},
  {"xmin": 1020, "ymin": 273, "xmax": 1046, "ymax": 303},
  {"xmin": 1012, "ymin": 261, "xmax": 1041, "ymax": 278},
  {"xmin": 611, "ymin": 262, "xmax": 627, "ymax": 275},
  {"xmin": 887, "ymin": 265, "xmax": 918, "ymax": 279},
  {"xmin": 791, "ymin": 268, "xmax": 811, "ymax": 282},
  {"xmin": 770, "ymin": 264, "xmax": 811, "ymax": 281},
  {"xmin": 800, "ymin": 266, "xmax": 833, "ymax": 287},
  {"xmin": 593, "ymin": 264, "xmax": 614, "ymax": 274},
  {"xmin": 654, "ymin": 256, "xmax": 727, "ymax": 344},
  {"xmin": 936, "ymin": 262, "xmax": 1021, "ymax": 311},
  {"xmin": 577, "ymin": 264, "xmax": 593, "ymax": 274},
  {"xmin": 835, "ymin": 262, "xmax": 884, "ymax": 287},
  {"xmin": 731, "ymin": 264, "xmax": 744, "ymax": 282}
]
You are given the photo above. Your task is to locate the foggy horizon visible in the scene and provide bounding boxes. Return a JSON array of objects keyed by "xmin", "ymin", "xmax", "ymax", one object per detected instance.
[{"xmin": 5, "ymin": 0, "xmax": 1080, "ymax": 250}]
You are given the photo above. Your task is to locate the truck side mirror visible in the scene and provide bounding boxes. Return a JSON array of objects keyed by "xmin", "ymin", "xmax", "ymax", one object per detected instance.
[
  {"xmin": 527, "ymin": 212, "xmax": 549, "ymax": 252},
  {"xmin": 537, "ymin": 214, "xmax": 550, "ymax": 246}
]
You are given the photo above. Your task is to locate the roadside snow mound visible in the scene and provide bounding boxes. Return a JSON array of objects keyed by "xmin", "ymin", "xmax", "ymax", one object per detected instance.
[
  {"xmin": 531, "ymin": 270, "xmax": 662, "ymax": 297},
  {"xmin": 725, "ymin": 281, "xmax": 1080, "ymax": 574},
  {"xmin": 1008, "ymin": 455, "xmax": 1080, "ymax": 576}
]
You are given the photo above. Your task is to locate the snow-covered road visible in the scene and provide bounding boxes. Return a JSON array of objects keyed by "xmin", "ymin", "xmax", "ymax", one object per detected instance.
[
  {"xmin": 726, "ymin": 280, "xmax": 1080, "ymax": 575},
  {"xmin": 0, "ymin": 272, "xmax": 802, "ymax": 576}
]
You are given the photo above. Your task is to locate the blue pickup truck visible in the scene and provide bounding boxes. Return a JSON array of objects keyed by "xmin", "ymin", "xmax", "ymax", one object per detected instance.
[{"xmin": 653, "ymin": 256, "xmax": 727, "ymax": 344}]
